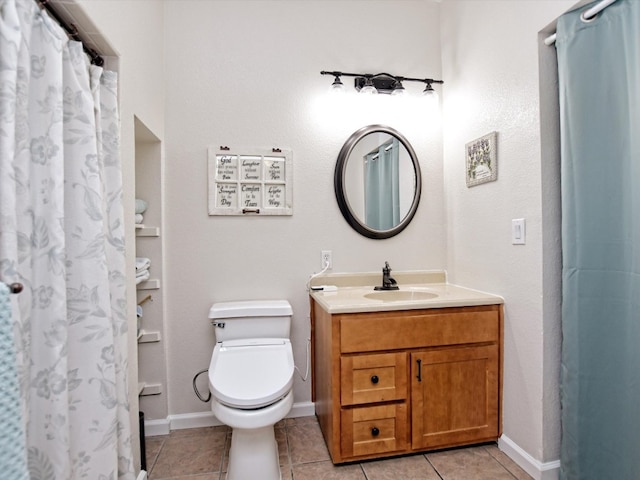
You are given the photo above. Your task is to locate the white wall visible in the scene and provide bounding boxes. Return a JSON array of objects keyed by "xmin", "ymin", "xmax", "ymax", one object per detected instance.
[
  {"xmin": 440, "ymin": 0, "xmax": 574, "ymax": 468},
  {"xmin": 162, "ymin": 0, "xmax": 446, "ymax": 417}
]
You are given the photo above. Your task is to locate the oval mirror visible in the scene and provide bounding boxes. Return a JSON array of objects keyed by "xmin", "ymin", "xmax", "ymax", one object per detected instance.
[{"xmin": 334, "ymin": 125, "xmax": 422, "ymax": 239}]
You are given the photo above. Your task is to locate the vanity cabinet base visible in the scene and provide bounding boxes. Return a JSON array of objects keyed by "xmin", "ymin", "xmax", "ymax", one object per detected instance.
[{"xmin": 310, "ymin": 300, "xmax": 503, "ymax": 464}]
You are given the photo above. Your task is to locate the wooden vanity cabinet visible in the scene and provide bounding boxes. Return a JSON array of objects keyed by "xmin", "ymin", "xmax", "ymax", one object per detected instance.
[{"xmin": 310, "ymin": 300, "xmax": 503, "ymax": 464}]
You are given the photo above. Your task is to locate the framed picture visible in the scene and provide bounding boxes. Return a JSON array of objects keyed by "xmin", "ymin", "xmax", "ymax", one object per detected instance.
[
  {"xmin": 465, "ymin": 131, "xmax": 497, "ymax": 187},
  {"xmin": 207, "ymin": 146, "xmax": 293, "ymax": 216}
]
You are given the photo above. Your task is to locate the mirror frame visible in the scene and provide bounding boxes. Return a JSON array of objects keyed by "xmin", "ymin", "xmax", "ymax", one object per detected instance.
[{"xmin": 334, "ymin": 125, "xmax": 422, "ymax": 239}]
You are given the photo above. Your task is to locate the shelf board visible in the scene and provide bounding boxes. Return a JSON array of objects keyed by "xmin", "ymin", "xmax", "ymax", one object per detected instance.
[
  {"xmin": 140, "ymin": 383, "xmax": 163, "ymax": 396},
  {"xmin": 136, "ymin": 226, "xmax": 160, "ymax": 237},
  {"xmin": 137, "ymin": 279, "xmax": 160, "ymax": 290},
  {"xmin": 138, "ymin": 330, "xmax": 161, "ymax": 343}
]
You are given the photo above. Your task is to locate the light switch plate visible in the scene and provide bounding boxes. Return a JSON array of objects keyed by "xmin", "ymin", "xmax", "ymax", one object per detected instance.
[{"xmin": 512, "ymin": 218, "xmax": 526, "ymax": 245}]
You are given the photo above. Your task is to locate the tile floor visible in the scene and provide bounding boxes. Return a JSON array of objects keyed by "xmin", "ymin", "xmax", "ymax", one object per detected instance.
[{"xmin": 144, "ymin": 415, "xmax": 532, "ymax": 480}]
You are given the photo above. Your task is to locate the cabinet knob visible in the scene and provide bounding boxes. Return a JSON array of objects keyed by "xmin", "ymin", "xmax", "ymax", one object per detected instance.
[
  {"xmin": 371, "ymin": 427, "xmax": 380, "ymax": 437},
  {"xmin": 370, "ymin": 375, "xmax": 379, "ymax": 384}
]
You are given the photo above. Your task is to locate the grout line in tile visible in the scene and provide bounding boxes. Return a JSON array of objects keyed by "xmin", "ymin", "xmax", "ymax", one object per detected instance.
[
  {"xmin": 146, "ymin": 437, "xmax": 166, "ymax": 479},
  {"xmin": 220, "ymin": 429, "xmax": 231, "ymax": 476},
  {"xmin": 284, "ymin": 425, "xmax": 292, "ymax": 472},
  {"xmin": 483, "ymin": 445, "xmax": 532, "ymax": 480},
  {"xmin": 423, "ymin": 453, "xmax": 445, "ymax": 480}
]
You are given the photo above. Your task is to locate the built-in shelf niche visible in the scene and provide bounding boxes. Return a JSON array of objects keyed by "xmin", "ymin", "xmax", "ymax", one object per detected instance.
[{"xmin": 134, "ymin": 116, "xmax": 167, "ymax": 422}]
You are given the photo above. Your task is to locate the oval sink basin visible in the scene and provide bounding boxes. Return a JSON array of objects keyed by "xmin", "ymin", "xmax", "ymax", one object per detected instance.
[{"xmin": 364, "ymin": 290, "xmax": 438, "ymax": 302}]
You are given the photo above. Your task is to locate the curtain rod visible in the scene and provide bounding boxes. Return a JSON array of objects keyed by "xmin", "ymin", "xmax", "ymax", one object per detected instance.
[
  {"xmin": 544, "ymin": 0, "xmax": 618, "ymax": 46},
  {"xmin": 37, "ymin": 0, "xmax": 104, "ymax": 66}
]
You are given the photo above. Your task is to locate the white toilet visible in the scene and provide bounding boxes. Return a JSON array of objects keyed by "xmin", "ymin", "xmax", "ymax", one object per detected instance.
[{"xmin": 208, "ymin": 300, "xmax": 295, "ymax": 480}]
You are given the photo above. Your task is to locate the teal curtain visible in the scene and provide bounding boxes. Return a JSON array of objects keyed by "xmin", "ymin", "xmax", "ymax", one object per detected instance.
[
  {"xmin": 556, "ymin": 1, "xmax": 640, "ymax": 478},
  {"xmin": 364, "ymin": 139, "xmax": 400, "ymax": 230}
]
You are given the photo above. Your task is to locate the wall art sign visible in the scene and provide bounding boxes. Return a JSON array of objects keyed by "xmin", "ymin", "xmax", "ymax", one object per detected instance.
[
  {"xmin": 208, "ymin": 146, "xmax": 293, "ymax": 215},
  {"xmin": 465, "ymin": 131, "xmax": 497, "ymax": 187}
]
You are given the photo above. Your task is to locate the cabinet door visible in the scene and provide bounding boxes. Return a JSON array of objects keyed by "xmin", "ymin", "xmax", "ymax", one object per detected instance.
[{"xmin": 411, "ymin": 345, "xmax": 499, "ymax": 450}]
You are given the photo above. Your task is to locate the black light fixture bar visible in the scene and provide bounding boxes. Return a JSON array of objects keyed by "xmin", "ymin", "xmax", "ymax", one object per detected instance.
[
  {"xmin": 320, "ymin": 70, "xmax": 443, "ymax": 95},
  {"xmin": 354, "ymin": 75, "xmax": 396, "ymax": 93}
]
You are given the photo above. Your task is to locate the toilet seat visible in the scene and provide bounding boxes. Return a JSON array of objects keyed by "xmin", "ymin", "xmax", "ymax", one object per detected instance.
[{"xmin": 209, "ymin": 338, "xmax": 294, "ymax": 409}]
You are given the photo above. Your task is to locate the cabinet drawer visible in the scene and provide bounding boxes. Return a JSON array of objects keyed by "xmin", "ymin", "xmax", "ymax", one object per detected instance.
[
  {"xmin": 341, "ymin": 403, "xmax": 408, "ymax": 458},
  {"xmin": 341, "ymin": 352, "xmax": 407, "ymax": 405},
  {"xmin": 340, "ymin": 305, "xmax": 500, "ymax": 353}
]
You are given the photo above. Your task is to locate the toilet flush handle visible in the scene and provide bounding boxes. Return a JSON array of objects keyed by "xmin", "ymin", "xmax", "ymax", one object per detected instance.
[{"xmin": 211, "ymin": 321, "xmax": 225, "ymax": 328}]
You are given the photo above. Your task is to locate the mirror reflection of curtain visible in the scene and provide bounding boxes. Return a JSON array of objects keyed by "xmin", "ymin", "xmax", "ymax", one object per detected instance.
[{"xmin": 364, "ymin": 138, "xmax": 400, "ymax": 229}]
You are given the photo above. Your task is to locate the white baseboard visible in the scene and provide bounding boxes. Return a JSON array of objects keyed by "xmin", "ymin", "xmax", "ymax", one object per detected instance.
[
  {"xmin": 169, "ymin": 410, "xmax": 222, "ymax": 430},
  {"xmin": 498, "ymin": 435, "xmax": 561, "ymax": 480},
  {"xmin": 136, "ymin": 470, "xmax": 147, "ymax": 480},
  {"xmin": 284, "ymin": 400, "xmax": 316, "ymax": 418},
  {"xmin": 143, "ymin": 418, "xmax": 170, "ymax": 437},
  {"xmin": 145, "ymin": 401, "xmax": 316, "ymax": 435}
]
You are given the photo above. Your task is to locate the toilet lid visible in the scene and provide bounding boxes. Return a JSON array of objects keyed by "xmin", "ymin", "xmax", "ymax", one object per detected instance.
[{"xmin": 209, "ymin": 339, "xmax": 294, "ymax": 409}]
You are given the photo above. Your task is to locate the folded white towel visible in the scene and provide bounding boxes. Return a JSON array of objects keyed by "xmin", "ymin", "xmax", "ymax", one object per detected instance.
[
  {"xmin": 135, "ymin": 199, "xmax": 148, "ymax": 214},
  {"xmin": 136, "ymin": 268, "xmax": 149, "ymax": 278},
  {"xmin": 136, "ymin": 257, "xmax": 151, "ymax": 271},
  {"xmin": 135, "ymin": 213, "xmax": 144, "ymax": 224},
  {"xmin": 135, "ymin": 270, "xmax": 150, "ymax": 284}
]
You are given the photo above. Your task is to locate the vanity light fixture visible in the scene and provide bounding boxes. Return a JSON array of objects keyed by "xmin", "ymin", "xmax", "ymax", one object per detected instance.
[
  {"xmin": 422, "ymin": 82, "xmax": 438, "ymax": 102},
  {"xmin": 320, "ymin": 70, "xmax": 443, "ymax": 97},
  {"xmin": 330, "ymin": 74, "xmax": 344, "ymax": 92}
]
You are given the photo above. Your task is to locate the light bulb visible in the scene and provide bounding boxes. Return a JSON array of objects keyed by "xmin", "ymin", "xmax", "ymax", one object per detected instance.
[
  {"xmin": 391, "ymin": 81, "xmax": 405, "ymax": 96},
  {"xmin": 422, "ymin": 84, "xmax": 439, "ymax": 104},
  {"xmin": 360, "ymin": 78, "xmax": 377, "ymax": 95},
  {"xmin": 331, "ymin": 76, "xmax": 344, "ymax": 93}
]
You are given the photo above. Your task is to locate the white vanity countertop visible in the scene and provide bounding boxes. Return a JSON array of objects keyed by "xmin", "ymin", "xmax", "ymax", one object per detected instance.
[{"xmin": 309, "ymin": 270, "xmax": 504, "ymax": 314}]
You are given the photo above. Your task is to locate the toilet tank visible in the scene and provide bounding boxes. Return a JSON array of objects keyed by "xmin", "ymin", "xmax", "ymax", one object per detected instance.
[{"xmin": 209, "ymin": 300, "xmax": 292, "ymax": 342}]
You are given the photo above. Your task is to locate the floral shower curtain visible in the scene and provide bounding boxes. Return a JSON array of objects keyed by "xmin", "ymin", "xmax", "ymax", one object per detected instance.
[
  {"xmin": 556, "ymin": 0, "xmax": 640, "ymax": 478},
  {"xmin": 0, "ymin": 0, "xmax": 134, "ymax": 478}
]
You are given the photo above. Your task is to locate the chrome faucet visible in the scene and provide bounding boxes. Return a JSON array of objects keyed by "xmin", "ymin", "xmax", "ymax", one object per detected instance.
[{"xmin": 374, "ymin": 261, "xmax": 399, "ymax": 291}]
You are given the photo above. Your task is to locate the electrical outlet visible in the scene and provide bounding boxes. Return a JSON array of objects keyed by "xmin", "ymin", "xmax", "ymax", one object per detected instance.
[{"xmin": 321, "ymin": 250, "xmax": 332, "ymax": 269}]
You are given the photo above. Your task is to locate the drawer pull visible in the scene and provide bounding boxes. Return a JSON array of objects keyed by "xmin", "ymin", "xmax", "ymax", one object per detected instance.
[
  {"xmin": 371, "ymin": 375, "xmax": 379, "ymax": 384},
  {"xmin": 416, "ymin": 359, "xmax": 422, "ymax": 382},
  {"xmin": 371, "ymin": 427, "xmax": 380, "ymax": 437}
]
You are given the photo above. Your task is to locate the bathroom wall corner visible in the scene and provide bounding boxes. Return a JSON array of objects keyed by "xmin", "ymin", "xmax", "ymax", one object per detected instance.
[{"xmin": 499, "ymin": 435, "xmax": 561, "ymax": 480}]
